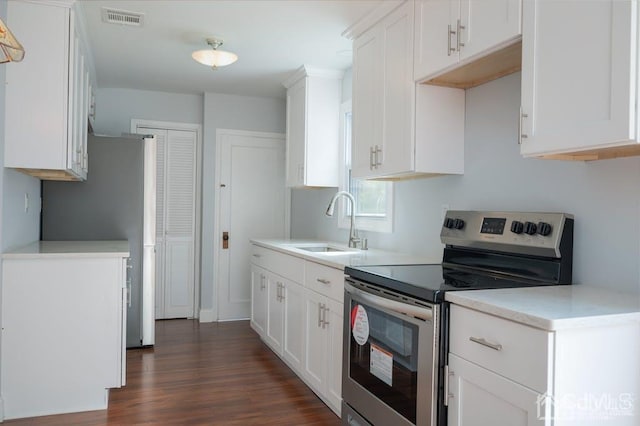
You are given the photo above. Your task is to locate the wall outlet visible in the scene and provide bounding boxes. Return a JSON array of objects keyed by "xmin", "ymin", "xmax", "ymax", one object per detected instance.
[{"xmin": 441, "ymin": 204, "xmax": 449, "ymax": 221}]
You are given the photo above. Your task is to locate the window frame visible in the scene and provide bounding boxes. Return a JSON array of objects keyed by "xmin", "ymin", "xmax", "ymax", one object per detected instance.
[{"xmin": 337, "ymin": 100, "xmax": 393, "ymax": 234}]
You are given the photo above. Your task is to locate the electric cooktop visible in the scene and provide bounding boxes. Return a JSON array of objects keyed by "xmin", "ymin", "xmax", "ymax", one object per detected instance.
[{"xmin": 344, "ymin": 264, "xmax": 556, "ymax": 303}]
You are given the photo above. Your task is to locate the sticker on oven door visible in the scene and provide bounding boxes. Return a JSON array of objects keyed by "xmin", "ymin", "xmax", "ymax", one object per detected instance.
[
  {"xmin": 370, "ymin": 343, "xmax": 393, "ymax": 386},
  {"xmin": 351, "ymin": 304, "xmax": 369, "ymax": 346}
]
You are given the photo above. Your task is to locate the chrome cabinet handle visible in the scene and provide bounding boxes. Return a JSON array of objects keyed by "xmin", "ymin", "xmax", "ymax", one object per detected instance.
[
  {"xmin": 316, "ymin": 278, "xmax": 331, "ymax": 285},
  {"xmin": 374, "ymin": 145, "xmax": 382, "ymax": 167},
  {"xmin": 322, "ymin": 305, "xmax": 329, "ymax": 328},
  {"xmin": 276, "ymin": 282, "xmax": 281, "ymax": 301},
  {"xmin": 448, "ymin": 24, "xmax": 455, "ymax": 56},
  {"xmin": 260, "ymin": 274, "xmax": 265, "ymax": 290},
  {"xmin": 469, "ymin": 336, "xmax": 503, "ymax": 351},
  {"xmin": 280, "ymin": 283, "xmax": 285, "ymax": 301},
  {"xmin": 369, "ymin": 146, "xmax": 375, "ymax": 170},
  {"xmin": 317, "ymin": 302, "xmax": 323, "ymax": 327},
  {"xmin": 519, "ymin": 107, "xmax": 529, "ymax": 145},
  {"xmin": 457, "ymin": 19, "xmax": 465, "ymax": 50},
  {"xmin": 252, "ymin": 254, "xmax": 261, "ymax": 258}
]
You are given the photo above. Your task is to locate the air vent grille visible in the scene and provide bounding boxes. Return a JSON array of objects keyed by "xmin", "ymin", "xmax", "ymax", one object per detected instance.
[{"xmin": 101, "ymin": 8, "xmax": 144, "ymax": 27}]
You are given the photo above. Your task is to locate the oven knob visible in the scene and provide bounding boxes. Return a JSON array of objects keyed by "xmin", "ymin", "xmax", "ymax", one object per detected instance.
[
  {"xmin": 453, "ymin": 219, "xmax": 465, "ymax": 230},
  {"xmin": 524, "ymin": 221, "xmax": 537, "ymax": 235},
  {"xmin": 443, "ymin": 218, "xmax": 454, "ymax": 229},
  {"xmin": 538, "ymin": 222, "xmax": 552, "ymax": 236},
  {"xmin": 510, "ymin": 220, "xmax": 524, "ymax": 234}
]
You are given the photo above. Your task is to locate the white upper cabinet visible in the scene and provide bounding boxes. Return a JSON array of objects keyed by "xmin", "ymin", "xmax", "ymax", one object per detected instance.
[
  {"xmin": 282, "ymin": 66, "xmax": 343, "ymax": 188},
  {"xmin": 5, "ymin": 0, "xmax": 94, "ymax": 181},
  {"xmin": 350, "ymin": 1, "xmax": 464, "ymax": 180},
  {"xmin": 520, "ymin": 0, "xmax": 640, "ymax": 160},
  {"xmin": 414, "ymin": 0, "xmax": 522, "ymax": 88}
]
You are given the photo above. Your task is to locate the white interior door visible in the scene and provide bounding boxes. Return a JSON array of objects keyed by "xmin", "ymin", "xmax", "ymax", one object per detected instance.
[
  {"xmin": 216, "ymin": 130, "xmax": 286, "ymax": 321},
  {"xmin": 137, "ymin": 126, "xmax": 197, "ymax": 319}
]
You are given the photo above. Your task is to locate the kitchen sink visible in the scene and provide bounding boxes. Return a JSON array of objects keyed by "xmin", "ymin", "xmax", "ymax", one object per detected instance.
[{"xmin": 294, "ymin": 244, "xmax": 358, "ymax": 254}]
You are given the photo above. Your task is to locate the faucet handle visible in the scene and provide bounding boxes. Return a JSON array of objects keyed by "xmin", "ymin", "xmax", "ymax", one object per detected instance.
[{"xmin": 361, "ymin": 238, "xmax": 368, "ymax": 251}]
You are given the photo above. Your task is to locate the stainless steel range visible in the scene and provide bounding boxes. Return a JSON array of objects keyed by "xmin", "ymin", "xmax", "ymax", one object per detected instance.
[{"xmin": 341, "ymin": 211, "xmax": 574, "ymax": 426}]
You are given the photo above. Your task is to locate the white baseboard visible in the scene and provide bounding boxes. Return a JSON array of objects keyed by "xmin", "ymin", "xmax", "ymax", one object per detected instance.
[{"xmin": 199, "ymin": 309, "xmax": 215, "ymax": 323}]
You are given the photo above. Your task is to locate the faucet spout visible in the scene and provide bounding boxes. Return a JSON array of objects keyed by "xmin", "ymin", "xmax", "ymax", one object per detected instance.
[{"xmin": 325, "ymin": 191, "xmax": 360, "ymax": 248}]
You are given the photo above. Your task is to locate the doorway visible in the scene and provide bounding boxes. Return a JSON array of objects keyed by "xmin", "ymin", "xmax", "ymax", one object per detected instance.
[{"xmin": 132, "ymin": 119, "xmax": 202, "ymax": 320}]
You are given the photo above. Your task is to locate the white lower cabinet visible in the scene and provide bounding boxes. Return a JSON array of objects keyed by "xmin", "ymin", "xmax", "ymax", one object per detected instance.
[
  {"xmin": 250, "ymin": 265, "xmax": 268, "ymax": 337},
  {"xmin": 303, "ymin": 289, "xmax": 343, "ymax": 415},
  {"xmin": 249, "ymin": 244, "xmax": 344, "ymax": 417},
  {"xmin": 264, "ymin": 273, "xmax": 305, "ymax": 374},
  {"xmin": 1, "ymin": 243, "xmax": 129, "ymax": 420},
  {"xmin": 448, "ymin": 353, "xmax": 543, "ymax": 426},
  {"xmin": 448, "ymin": 303, "xmax": 640, "ymax": 426}
]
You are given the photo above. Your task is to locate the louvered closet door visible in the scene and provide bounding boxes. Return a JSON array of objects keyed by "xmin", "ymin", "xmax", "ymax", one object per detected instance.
[
  {"xmin": 163, "ymin": 130, "xmax": 196, "ymax": 318},
  {"xmin": 139, "ymin": 127, "xmax": 196, "ymax": 319}
]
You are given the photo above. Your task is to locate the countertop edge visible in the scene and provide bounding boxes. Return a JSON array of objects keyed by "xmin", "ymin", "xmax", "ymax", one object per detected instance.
[
  {"xmin": 3, "ymin": 241, "xmax": 131, "ymax": 259},
  {"xmin": 250, "ymin": 239, "xmax": 438, "ymax": 270},
  {"xmin": 446, "ymin": 288, "xmax": 640, "ymax": 331}
]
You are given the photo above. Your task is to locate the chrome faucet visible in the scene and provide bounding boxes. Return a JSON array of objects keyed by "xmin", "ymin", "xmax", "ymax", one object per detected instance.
[{"xmin": 325, "ymin": 191, "xmax": 362, "ymax": 249}]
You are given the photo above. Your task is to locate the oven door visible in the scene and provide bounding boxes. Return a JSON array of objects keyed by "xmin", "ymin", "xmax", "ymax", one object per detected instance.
[{"xmin": 343, "ymin": 279, "xmax": 440, "ymax": 426}]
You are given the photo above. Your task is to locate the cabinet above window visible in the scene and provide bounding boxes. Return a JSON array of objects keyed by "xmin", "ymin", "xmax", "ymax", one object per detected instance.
[{"xmin": 282, "ymin": 66, "xmax": 343, "ymax": 188}]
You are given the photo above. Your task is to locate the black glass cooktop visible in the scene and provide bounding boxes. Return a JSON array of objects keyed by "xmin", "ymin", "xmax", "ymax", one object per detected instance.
[{"xmin": 345, "ymin": 264, "xmax": 561, "ymax": 303}]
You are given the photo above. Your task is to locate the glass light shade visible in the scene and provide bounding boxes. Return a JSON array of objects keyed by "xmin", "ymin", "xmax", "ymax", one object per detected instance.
[
  {"xmin": 192, "ymin": 49, "xmax": 238, "ymax": 68},
  {"xmin": 0, "ymin": 18, "xmax": 24, "ymax": 63}
]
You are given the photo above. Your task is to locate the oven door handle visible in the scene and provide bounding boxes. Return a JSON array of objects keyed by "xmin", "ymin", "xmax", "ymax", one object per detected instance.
[{"xmin": 345, "ymin": 282, "xmax": 433, "ymax": 321}]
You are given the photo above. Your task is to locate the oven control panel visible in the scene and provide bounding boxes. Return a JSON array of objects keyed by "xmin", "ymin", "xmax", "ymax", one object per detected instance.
[{"xmin": 441, "ymin": 210, "xmax": 573, "ymax": 258}]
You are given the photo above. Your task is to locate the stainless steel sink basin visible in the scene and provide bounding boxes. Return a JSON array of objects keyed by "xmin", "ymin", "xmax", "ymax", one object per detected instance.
[
  {"xmin": 294, "ymin": 244, "xmax": 358, "ymax": 254},
  {"xmin": 300, "ymin": 246, "xmax": 347, "ymax": 253}
]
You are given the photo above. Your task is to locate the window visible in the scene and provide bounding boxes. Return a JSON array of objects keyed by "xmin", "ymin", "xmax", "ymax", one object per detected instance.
[{"xmin": 338, "ymin": 101, "xmax": 393, "ymax": 233}]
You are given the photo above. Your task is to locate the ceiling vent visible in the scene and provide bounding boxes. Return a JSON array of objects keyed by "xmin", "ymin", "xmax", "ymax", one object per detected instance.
[{"xmin": 101, "ymin": 8, "xmax": 144, "ymax": 27}]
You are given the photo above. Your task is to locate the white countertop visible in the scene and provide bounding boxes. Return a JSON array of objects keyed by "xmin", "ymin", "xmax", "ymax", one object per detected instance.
[
  {"xmin": 251, "ymin": 239, "xmax": 439, "ymax": 270},
  {"xmin": 3, "ymin": 241, "xmax": 130, "ymax": 259},
  {"xmin": 446, "ymin": 285, "xmax": 640, "ymax": 331}
]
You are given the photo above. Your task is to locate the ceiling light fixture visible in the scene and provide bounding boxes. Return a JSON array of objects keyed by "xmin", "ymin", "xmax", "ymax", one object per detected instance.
[
  {"xmin": 192, "ymin": 38, "xmax": 238, "ymax": 70},
  {"xmin": 0, "ymin": 18, "xmax": 24, "ymax": 63}
]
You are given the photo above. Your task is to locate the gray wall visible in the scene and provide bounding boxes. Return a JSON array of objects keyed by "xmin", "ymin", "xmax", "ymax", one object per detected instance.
[
  {"xmin": 201, "ymin": 93, "xmax": 286, "ymax": 316},
  {"xmin": 0, "ymin": 0, "xmax": 40, "ymax": 252},
  {"xmin": 291, "ymin": 72, "xmax": 640, "ymax": 292},
  {"xmin": 93, "ymin": 88, "xmax": 204, "ymax": 136}
]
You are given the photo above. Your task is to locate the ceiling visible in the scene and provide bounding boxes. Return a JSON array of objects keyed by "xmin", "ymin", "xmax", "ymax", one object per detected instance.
[{"xmin": 78, "ymin": 0, "xmax": 382, "ymax": 99}]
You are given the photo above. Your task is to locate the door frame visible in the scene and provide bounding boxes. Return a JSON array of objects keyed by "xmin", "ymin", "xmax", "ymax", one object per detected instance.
[
  {"xmin": 131, "ymin": 119, "xmax": 203, "ymax": 320},
  {"xmin": 213, "ymin": 128, "xmax": 290, "ymax": 322}
]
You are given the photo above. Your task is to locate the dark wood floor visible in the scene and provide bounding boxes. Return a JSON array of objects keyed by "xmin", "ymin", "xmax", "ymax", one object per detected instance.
[{"xmin": 5, "ymin": 320, "xmax": 341, "ymax": 425}]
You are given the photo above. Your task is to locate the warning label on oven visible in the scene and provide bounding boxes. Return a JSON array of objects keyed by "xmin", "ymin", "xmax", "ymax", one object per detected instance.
[
  {"xmin": 370, "ymin": 343, "xmax": 393, "ymax": 386},
  {"xmin": 351, "ymin": 304, "xmax": 369, "ymax": 346}
]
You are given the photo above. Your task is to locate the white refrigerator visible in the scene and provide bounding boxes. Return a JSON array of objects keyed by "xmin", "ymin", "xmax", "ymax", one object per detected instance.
[{"xmin": 42, "ymin": 134, "xmax": 156, "ymax": 347}]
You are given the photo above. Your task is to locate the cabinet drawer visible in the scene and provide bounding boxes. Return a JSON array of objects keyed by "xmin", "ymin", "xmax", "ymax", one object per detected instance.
[
  {"xmin": 304, "ymin": 261, "xmax": 344, "ymax": 303},
  {"xmin": 251, "ymin": 245, "xmax": 304, "ymax": 283},
  {"xmin": 449, "ymin": 305, "xmax": 551, "ymax": 392}
]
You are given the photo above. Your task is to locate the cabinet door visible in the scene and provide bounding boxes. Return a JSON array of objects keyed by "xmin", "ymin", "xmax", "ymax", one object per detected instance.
[
  {"xmin": 265, "ymin": 275, "xmax": 284, "ymax": 353},
  {"xmin": 303, "ymin": 288, "xmax": 327, "ymax": 393},
  {"xmin": 250, "ymin": 265, "xmax": 267, "ymax": 337},
  {"xmin": 5, "ymin": 1, "xmax": 70, "ymax": 171},
  {"xmin": 285, "ymin": 78, "xmax": 306, "ymax": 187},
  {"xmin": 352, "ymin": 26, "xmax": 382, "ymax": 178},
  {"xmin": 448, "ymin": 354, "xmax": 545, "ymax": 426},
  {"xmin": 378, "ymin": 1, "xmax": 416, "ymax": 176},
  {"xmin": 520, "ymin": 0, "xmax": 636, "ymax": 156},
  {"xmin": 282, "ymin": 280, "xmax": 304, "ymax": 373},
  {"xmin": 459, "ymin": 0, "xmax": 521, "ymax": 61},
  {"xmin": 414, "ymin": 0, "xmax": 459, "ymax": 81},
  {"xmin": 325, "ymin": 298, "xmax": 344, "ymax": 415}
]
